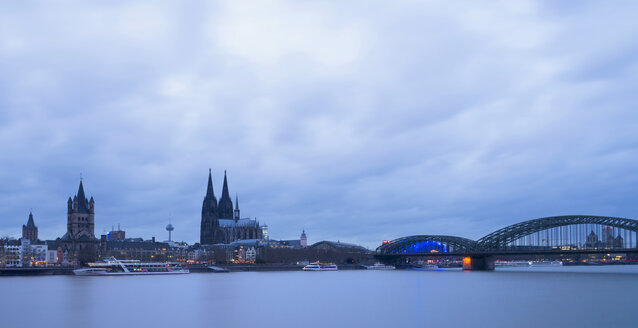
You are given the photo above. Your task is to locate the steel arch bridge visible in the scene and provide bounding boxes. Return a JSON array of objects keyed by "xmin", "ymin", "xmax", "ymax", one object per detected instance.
[
  {"xmin": 377, "ymin": 215, "xmax": 638, "ymax": 256},
  {"xmin": 376, "ymin": 235, "xmax": 477, "ymax": 254},
  {"xmin": 476, "ymin": 215, "xmax": 638, "ymax": 250}
]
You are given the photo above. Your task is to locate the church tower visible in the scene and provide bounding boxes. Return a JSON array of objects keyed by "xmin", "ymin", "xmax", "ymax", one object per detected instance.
[
  {"xmin": 200, "ymin": 169, "xmax": 219, "ymax": 244},
  {"xmin": 234, "ymin": 194, "xmax": 240, "ymax": 222},
  {"xmin": 66, "ymin": 180, "xmax": 95, "ymax": 240},
  {"xmin": 22, "ymin": 212, "xmax": 38, "ymax": 242},
  {"xmin": 218, "ymin": 171, "xmax": 234, "ymax": 220}
]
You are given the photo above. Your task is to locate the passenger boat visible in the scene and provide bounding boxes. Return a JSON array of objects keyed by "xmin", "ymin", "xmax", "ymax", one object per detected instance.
[
  {"xmin": 73, "ymin": 257, "xmax": 189, "ymax": 276},
  {"xmin": 530, "ymin": 261, "xmax": 563, "ymax": 267},
  {"xmin": 364, "ymin": 263, "xmax": 396, "ymax": 270},
  {"xmin": 302, "ymin": 262, "xmax": 338, "ymax": 271},
  {"xmin": 405, "ymin": 264, "xmax": 438, "ymax": 271},
  {"xmin": 418, "ymin": 264, "xmax": 438, "ymax": 270},
  {"xmin": 495, "ymin": 261, "xmax": 532, "ymax": 267}
]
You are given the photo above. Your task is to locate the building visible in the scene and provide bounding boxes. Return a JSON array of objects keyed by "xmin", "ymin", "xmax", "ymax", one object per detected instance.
[
  {"xmin": 3, "ymin": 242, "xmax": 22, "ymax": 267},
  {"xmin": 1, "ymin": 238, "xmax": 49, "ymax": 267},
  {"xmin": 22, "ymin": 212, "xmax": 38, "ymax": 242},
  {"xmin": 107, "ymin": 225, "xmax": 126, "ymax": 241},
  {"xmin": 59, "ymin": 180, "xmax": 99, "ymax": 262},
  {"xmin": 200, "ymin": 170, "xmax": 263, "ymax": 244},
  {"xmin": 300, "ymin": 230, "xmax": 307, "ymax": 247}
]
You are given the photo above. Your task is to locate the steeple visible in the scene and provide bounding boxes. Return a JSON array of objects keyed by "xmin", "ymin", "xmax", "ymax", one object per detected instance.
[
  {"xmin": 221, "ymin": 170, "xmax": 230, "ymax": 200},
  {"xmin": 207, "ymin": 168, "xmax": 215, "ymax": 199},
  {"xmin": 201, "ymin": 169, "xmax": 219, "ymax": 244},
  {"xmin": 234, "ymin": 193, "xmax": 240, "ymax": 222},
  {"xmin": 202, "ymin": 169, "xmax": 218, "ymax": 215},
  {"xmin": 26, "ymin": 212, "xmax": 36, "ymax": 228},
  {"xmin": 75, "ymin": 180, "xmax": 89, "ymax": 213},
  {"xmin": 22, "ymin": 211, "xmax": 38, "ymax": 242},
  {"xmin": 218, "ymin": 170, "xmax": 234, "ymax": 220}
]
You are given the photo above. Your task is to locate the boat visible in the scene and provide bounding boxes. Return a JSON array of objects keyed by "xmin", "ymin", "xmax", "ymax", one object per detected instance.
[
  {"xmin": 405, "ymin": 264, "xmax": 439, "ymax": 271},
  {"xmin": 73, "ymin": 257, "xmax": 189, "ymax": 276},
  {"xmin": 207, "ymin": 265, "xmax": 229, "ymax": 273},
  {"xmin": 302, "ymin": 262, "xmax": 338, "ymax": 271},
  {"xmin": 530, "ymin": 261, "xmax": 563, "ymax": 267},
  {"xmin": 364, "ymin": 263, "xmax": 396, "ymax": 270},
  {"xmin": 419, "ymin": 264, "xmax": 438, "ymax": 270},
  {"xmin": 495, "ymin": 261, "xmax": 532, "ymax": 267}
]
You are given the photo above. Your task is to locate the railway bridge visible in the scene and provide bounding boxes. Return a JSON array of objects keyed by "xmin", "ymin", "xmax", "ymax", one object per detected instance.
[{"xmin": 375, "ymin": 215, "xmax": 638, "ymax": 270}]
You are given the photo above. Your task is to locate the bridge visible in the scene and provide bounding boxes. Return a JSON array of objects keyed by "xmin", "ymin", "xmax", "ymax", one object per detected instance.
[{"xmin": 375, "ymin": 215, "xmax": 638, "ymax": 270}]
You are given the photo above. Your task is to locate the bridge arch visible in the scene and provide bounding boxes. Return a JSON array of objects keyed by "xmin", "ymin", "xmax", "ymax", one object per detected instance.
[
  {"xmin": 476, "ymin": 215, "xmax": 638, "ymax": 250},
  {"xmin": 376, "ymin": 235, "xmax": 477, "ymax": 254}
]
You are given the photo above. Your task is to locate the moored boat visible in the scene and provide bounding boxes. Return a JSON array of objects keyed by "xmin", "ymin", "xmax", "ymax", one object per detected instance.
[
  {"xmin": 530, "ymin": 260, "xmax": 563, "ymax": 267},
  {"xmin": 73, "ymin": 257, "xmax": 189, "ymax": 276},
  {"xmin": 365, "ymin": 263, "xmax": 396, "ymax": 270},
  {"xmin": 302, "ymin": 262, "xmax": 338, "ymax": 271}
]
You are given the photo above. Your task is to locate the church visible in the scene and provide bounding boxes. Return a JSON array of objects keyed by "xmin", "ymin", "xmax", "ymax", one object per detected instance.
[
  {"xmin": 57, "ymin": 180, "xmax": 99, "ymax": 261},
  {"xmin": 200, "ymin": 170, "xmax": 263, "ymax": 245}
]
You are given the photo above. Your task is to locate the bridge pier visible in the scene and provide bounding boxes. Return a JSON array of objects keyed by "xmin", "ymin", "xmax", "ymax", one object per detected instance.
[{"xmin": 462, "ymin": 255, "xmax": 494, "ymax": 271}]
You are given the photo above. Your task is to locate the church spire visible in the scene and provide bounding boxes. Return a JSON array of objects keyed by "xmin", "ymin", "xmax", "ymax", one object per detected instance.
[
  {"xmin": 234, "ymin": 193, "xmax": 240, "ymax": 222},
  {"xmin": 201, "ymin": 169, "xmax": 219, "ymax": 244},
  {"xmin": 207, "ymin": 168, "xmax": 215, "ymax": 199},
  {"xmin": 218, "ymin": 170, "xmax": 234, "ymax": 220},
  {"xmin": 26, "ymin": 212, "xmax": 36, "ymax": 228},
  {"xmin": 76, "ymin": 180, "xmax": 89, "ymax": 213},
  {"xmin": 221, "ymin": 170, "xmax": 230, "ymax": 200},
  {"xmin": 22, "ymin": 211, "xmax": 38, "ymax": 241}
]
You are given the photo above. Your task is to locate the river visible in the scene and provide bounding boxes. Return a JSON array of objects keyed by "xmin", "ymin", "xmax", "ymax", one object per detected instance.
[{"xmin": 2, "ymin": 265, "xmax": 637, "ymax": 328}]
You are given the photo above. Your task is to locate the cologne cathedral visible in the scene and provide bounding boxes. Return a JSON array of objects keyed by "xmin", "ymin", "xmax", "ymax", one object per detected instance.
[{"xmin": 200, "ymin": 170, "xmax": 262, "ymax": 244}]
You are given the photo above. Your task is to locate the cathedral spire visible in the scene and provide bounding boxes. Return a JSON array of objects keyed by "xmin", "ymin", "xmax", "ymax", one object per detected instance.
[
  {"xmin": 201, "ymin": 169, "xmax": 219, "ymax": 244},
  {"xmin": 221, "ymin": 170, "xmax": 230, "ymax": 200},
  {"xmin": 234, "ymin": 193, "xmax": 240, "ymax": 222},
  {"xmin": 207, "ymin": 168, "xmax": 215, "ymax": 199},
  {"xmin": 218, "ymin": 170, "xmax": 234, "ymax": 220}
]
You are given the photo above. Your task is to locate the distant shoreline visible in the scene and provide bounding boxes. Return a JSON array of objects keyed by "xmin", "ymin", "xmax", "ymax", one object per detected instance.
[{"xmin": 2, "ymin": 262, "xmax": 637, "ymax": 276}]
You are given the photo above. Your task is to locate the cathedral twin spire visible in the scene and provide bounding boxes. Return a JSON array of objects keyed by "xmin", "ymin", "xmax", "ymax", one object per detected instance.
[{"xmin": 203, "ymin": 169, "xmax": 239, "ymax": 220}]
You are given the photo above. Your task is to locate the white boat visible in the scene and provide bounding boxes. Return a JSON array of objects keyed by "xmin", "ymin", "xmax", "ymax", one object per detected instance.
[
  {"xmin": 207, "ymin": 265, "xmax": 229, "ymax": 273},
  {"xmin": 302, "ymin": 262, "xmax": 338, "ymax": 271},
  {"xmin": 530, "ymin": 261, "xmax": 563, "ymax": 267},
  {"xmin": 365, "ymin": 263, "xmax": 396, "ymax": 270},
  {"xmin": 406, "ymin": 264, "xmax": 438, "ymax": 270},
  {"xmin": 496, "ymin": 261, "xmax": 531, "ymax": 267},
  {"xmin": 420, "ymin": 264, "xmax": 438, "ymax": 270},
  {"xmin": 73, "ymin": 257, "xmax": 189, "ymax": 276}
]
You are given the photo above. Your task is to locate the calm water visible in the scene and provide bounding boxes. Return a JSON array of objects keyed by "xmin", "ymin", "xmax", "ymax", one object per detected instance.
[{"xmin": 2, "ymin": 265, "xmax": 638, "ymax": 328}]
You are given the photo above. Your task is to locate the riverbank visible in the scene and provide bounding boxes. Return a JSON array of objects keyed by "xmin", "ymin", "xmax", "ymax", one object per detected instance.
[
  {"xmin": 0, "ymin": 267, "xmax": 75, "ymax": 276},
  {"xmin": 0, "ymin": 263, "xmax": 367, "ymax": 276}
]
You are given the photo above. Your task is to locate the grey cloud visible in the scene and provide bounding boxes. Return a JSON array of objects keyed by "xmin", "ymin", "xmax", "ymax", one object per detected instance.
[{"xmin": 1, "ymin": 1, "xmax": 638, "ymax": 248}]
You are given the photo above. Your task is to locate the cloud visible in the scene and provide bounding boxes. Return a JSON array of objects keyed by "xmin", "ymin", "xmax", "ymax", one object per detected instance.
[{"xmin": 1, "ymin": 1, "xmax": 638, "ymax": 248}]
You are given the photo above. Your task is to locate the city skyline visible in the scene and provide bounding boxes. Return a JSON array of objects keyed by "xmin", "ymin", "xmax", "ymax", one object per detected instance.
[{"xmin": 2, "ymin": 2, "xmax": 638, "ymax": 249}]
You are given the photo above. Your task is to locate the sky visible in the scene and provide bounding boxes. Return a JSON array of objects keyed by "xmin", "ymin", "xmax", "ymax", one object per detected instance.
[{"xmin": 1, "ymin": 1, "xmax": 638, "ymax": 249}]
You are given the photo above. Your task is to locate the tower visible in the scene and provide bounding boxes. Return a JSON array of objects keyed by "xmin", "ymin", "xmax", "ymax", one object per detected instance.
[
  {"xmin": 66, "ymin": 180, "xmax": 95, "ymax": 240},
  {"xmin": 218, "ymin": 171, "xmax": 234, "ymax": 220},
  {"xmin": 22, "ymin": 212, "xmax": 38, "ymax": 242},
  {"xmin": 166, "ymin": 222, "xmax": 174, "ymax": 242},
  {"xmin": 300, "ymin": 230, "xmax": 307, "ymax": 247},
  {"xmin": 234, "ymin": 194, "xmax": 240, "ymax": 222},
  {"xmin": 201, "ymin": 169, "xmax": 219, "ymax": 244}
]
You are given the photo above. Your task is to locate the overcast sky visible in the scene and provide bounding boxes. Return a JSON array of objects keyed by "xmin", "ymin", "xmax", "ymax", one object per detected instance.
[{"xmin": 1, "ymin": 1, "xmax": 638, "ymax": 249}]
